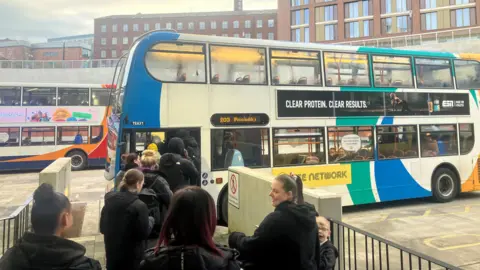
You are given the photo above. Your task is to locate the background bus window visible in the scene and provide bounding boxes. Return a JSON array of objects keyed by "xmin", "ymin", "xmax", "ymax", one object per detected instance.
[
  {"xmin": 454, "ymin": 60, "xmax": 480, "ymax": 89},
  {"xmin": 459, "ymin": 124, "xmax": 474, "ymax": 155},
  {"xmin": 273, "ymin": 128, "xmax": 325, "ymax": 167},
  {"xmin": 210, "ymin": 45, "xmax": 267, "ymax": 85},
  {"xmin": 420, "ymin": 124, "xmax": 457, "ymax": 157},
  {"xmin": 57, "ymin": 126, "xmax": 88, "ymax": 145},
  {"xmin": 0, "ymin": 127, "xmax": 20, "ymax": 147},
  {"xmin": 90, "ymin": 126, "xmax": 103, "ymax": 144},
  {"xmin": 377, "ymin": 125, "xmax": 418, "ymax": 160},
  {"xmin": 58, "ymin": 88, "xmax": 89, "ymax": 106},
  {"xmin": 323, "ymin": 52, "xmax": 370, "ymax": 87},
  {"xmin": 91, "ymin": 89, "xmax": 110, "ymax": 106},
  {"xmin": 270, "ymin": 49, "xmax": 321, "ymax": 86},
  {"xmin": 211, "ymin": 128, "xmax": 270, "ymax": 170},
  {"xmin": 328, "ymin": 126, "xmax": 373, "ymax": 162},
  {"xmin": 23, "ymin": 87, "xmax": 56, "ymax": 106},
  {"xmin": 373, "ymin": 56, "xmax": 413, "ymax": 88},
  {"xmin": 0, "ymin": 86, "xmax": 21, "ymax": 106},
  {"xmin": 415, "ymin": 58, "xmax": 453, "ymax": 88},
  {"xmin": 22, "ymin": 127, "xmax": 55, "ymax": 146},
  {"xmin": 145, "ymin": 43, "xmax": 206, "ymax": 83}
]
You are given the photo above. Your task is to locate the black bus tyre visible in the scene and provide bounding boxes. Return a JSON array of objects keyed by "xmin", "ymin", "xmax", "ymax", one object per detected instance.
[
  {"xmin": 67, "ymin": 150, "xmax": 87, "ymax": 171},
  {"xmin": 432, "ymin": 168, "xmax": 458, "ymax": 203},
  {"xmin": 219, "ymin": 186, "xmax": 228, "ymax": 225}
]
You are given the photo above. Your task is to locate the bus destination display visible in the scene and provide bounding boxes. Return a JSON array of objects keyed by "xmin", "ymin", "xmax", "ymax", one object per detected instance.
[{"xmin": 211, "ymin": 113, "xmax": 269, "ymax": 126}]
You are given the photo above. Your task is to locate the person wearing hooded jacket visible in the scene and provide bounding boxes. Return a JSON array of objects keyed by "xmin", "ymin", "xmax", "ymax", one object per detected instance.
[
  {"xmin": 159, "ymin": 137, "xmax": 200, "ymax": 191},
  {"xmin": 228, "ymin": 174, "xmax": 319, "ymax": 270},
  {"xmin": 0, "ymin": 183, "xmax": 101, "ymax": 270}
]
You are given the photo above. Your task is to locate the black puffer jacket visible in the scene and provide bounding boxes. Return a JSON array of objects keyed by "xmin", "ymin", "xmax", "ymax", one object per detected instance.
[
  {"xmin": 0, "ymin": 232, "xmax": 101, "ymax": 270},
  {"xmin": 228, "ymin": 201, "xmax": 319, "ymax": 270},
  {"xmin": 140, "ymin": 244, "xmax": 241, "ymax": 270},
  {"xmin": 141, "ymin": 168, "xmax": 173, "ymax": 207}
]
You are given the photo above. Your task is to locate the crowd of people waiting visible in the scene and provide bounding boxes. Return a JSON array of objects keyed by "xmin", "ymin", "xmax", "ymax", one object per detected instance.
[{"xmin": 0, "ymin": 135, "xmax": 338, "ymax": 270}]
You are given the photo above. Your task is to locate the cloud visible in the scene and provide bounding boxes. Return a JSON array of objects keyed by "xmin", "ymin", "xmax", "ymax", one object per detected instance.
[{"xmin": 0, "ymin": 0, "xmax": 276, "ymax": 42}]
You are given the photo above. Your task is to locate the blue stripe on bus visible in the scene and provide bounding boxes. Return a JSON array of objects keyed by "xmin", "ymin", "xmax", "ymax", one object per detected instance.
[
  {"xmin": 0, "ymin": 158, "xmax": 106, "ymax": 171},
  {"xmin": 380, "ymin": 116, "xmax": 394, "ymax": 125},
  {"xmin": 0, "ymin": 155, "xmax": 34, "ymax": 162},
  {"xmin": 122, "ymin": 32, "xmax": 180, "ymax": 129},
  {"xmin": 357, "ymin": 47, "xmax": 456, "ymax": 58}
]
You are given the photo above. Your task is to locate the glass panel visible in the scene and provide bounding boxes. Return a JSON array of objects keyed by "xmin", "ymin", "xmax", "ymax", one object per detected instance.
[
  {"xmin": 415, "ymin": 58, "xmax": 453, "ymax": 88},
  {"xmin": 454, "ymin": 60, "xmax": 480, "ymax": 89},
  {"xmin": 58, "ymin": 88, "xmax": 89, "ymax": 106},
  {"xmin": 91, "ymin": 89, "xmax": 111, "ymax": 106},
  {"xmin": 22, "ymin": 87, "xmax": 56, "ymax": 106},
  {"xmin": 210, "ymin": 45, "xmax": 267, "ymax": 84},
  {"xmin": 327, "ymin": 126, "xmax": 374, "ymax": 162},
  {"xmin": 0, "ymin": 86, "xmax": 21, "ymax": 106},
  {"xmin": 460, "ymin": 124, "xmax": 474, "ymax": 155},
  {"xmin": 211, "ymin": 128, "xmax": 270, "ymax": 170},
  {"xmin": 377, "ymin": 125, "xmax": 418, "ymax": 159},
  {"xmin": 420, "ymin": 124, "xmax": 458, "ymax": 157},
  {"xmin": 90, "ymin": 126, "xmax": 104, "ymax": 144},
  {"xmin": 22, "ymin": 127, "xmax": 55, "ymax": 146},
  {"xmin": 273, "ymin": 128, "xmax": 325, "ymax": 166},
  {"xmin": 57, "ymin": 126, "xmax": 88, "ymax": 145},
  {"xmin": 0, "ymin": 127, "xmax": 20, "ymax": 147},
  {"xmin": 271, "ymin": 49, "xmax": 321, "ymax": 85},
  {"xmin": 373, "ymin": 55, "xmax": 413, "ymax": 87},
  {"xmin": 145, "ymin": 43, "xmax": 206, "ymax": 83},
  {"xmin": 324, "ymin": 52, "xmax": 370, "ymax": 86}
]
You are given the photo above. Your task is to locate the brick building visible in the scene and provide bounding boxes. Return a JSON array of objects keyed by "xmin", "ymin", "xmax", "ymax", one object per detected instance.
[
  {"xmin": 32, "ymin": 42, "xmax": 91, "ymax": 61},
  {"xmin": 93, "ymin": 0, "xmax": 277, "ymax": 59},
  {"xmin": 278, "ymin": 0, "xmax": 480, "ymax": 44},
  {"xmin": 0, "ymin": 40, "xmax": 33, "ymax": 60}
]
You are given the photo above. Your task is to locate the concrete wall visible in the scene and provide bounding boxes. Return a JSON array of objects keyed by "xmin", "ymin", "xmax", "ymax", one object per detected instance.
[
  {"xmin": 0, "ymin": 68, "xmax": 115, "ymax": 84},
  {"xmin": 403, "ymin": 39, "xmax": 480, "ymax": 53},
  {"xmin": 39, "ymin": 157, "xmax": 72, "ymax": 197}
]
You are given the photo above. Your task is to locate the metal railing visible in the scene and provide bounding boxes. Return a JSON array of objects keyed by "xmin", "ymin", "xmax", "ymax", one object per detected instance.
[
  {"xmin": 335, "ymin": 26, "xmax": 480, "ymax": 48},
  {"xmin": 1, "ymin": 195, "xmax": 33, "ymax": 256},
  {"xmin": 329, "ymin": 218, "xmax": 461, "ymax": 270},
  {"xmin": 0, "ymin": 59, "xmax": 120, "ymax": 69}
]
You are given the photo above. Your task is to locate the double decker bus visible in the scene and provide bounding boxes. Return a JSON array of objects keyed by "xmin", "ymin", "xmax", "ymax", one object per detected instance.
[
  {"xmin": 105, "ymin": 31, "xmax": 480, "ymax": 224},
  {"xmin": 0, "ymin": 83, "xmax": 112, "ymax": 171}
]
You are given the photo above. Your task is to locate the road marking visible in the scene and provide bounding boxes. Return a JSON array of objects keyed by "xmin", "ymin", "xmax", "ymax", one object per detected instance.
[
  {"xmin": 423, "ymin": 209, "xmax": 431, "ymax": 216},
  {"xmin": 424, "ymin": 234, "xmax": 480, "ymax": 251}
]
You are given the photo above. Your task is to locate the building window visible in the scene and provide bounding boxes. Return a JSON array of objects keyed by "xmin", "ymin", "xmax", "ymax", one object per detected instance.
[
  {"xmin": 456, "ymin": 8, "xmax": 471, "ymax": 27},
  {"xmin": 222, "ymin": 21, "xmax": 228, "ymax": 29},
  {"xmin": 166, "ymin": 22, "xmax": 172, "ymax": 29},
  {"xmin": 425, "ymin": 12, "xmax": 438, "ymax": 30},
  {"xmin": 268, "ymin": 19, "xmax": 275, "ymax": 27},
  {"xmin": 346, "ymin": 22, "xmax": 360, "ymax": 38},
  {"xmin": 222, "ymin": 34, "xmax": 228, "ymax": 37},
  {"xmin": 364, "ymin": 20, "xmax": 370, "ymax": 36},
  {"xmin": 211, "ymin": 21, "xmax": 217, "ymax": 29},
  {"xmin": 345, "ymin": 1, "xmax": 359, "ymax": 19},
  {"xmin": 325, "ymin": 24, "xmax": 335, "ymax": 40},
  {"xmin": 234, "ymin": 21, "xmax": 239, "ymax": 28},
  {"xmin": 425, "ymin": 0, "xmax": 436, "ymax": 9},
  {"xmin": 123, "ymin": 37, "xmax": 128, "ymax": 45},
  {"xmin": 234, "ymin": 33, "xmax": 240, "ymax": 38},
  {"xmin": 363, "ymin": 0, "xmax": 370, "ymax": 16},
  {"xmin": 304, "ymin": 27, "xmax": 310, "ymax": 42},
  {"xmin": 133, "ymin": 24, "xmax": 139, "ymax": 31},
  {"xmin": 177, "ymin": 22, "xmax": 183, "ymax": 30},
  {"xmin": 101, "ymin": 50, "xmax": 106, "ymax": 58},
  {"xmin": 396, "ymin": 0, "xmax": 407, "ymax": 12},
  {"xmin": 123, "ymin": 24, "xmax": 128, "ymax": 32},
  {"xmin": 268, "ymin": 32, "xmax": 274, "ymax": 40},
  {"xmin": 112, "ymin": 50, "xmax": 117, "ymax": 58},
  {"xmin": 385, "ymin": 0, "xmax": 392, "ymax": 13},
  {"xmin": 112, "ymin": 37, "xmax": 117, "ymax": 45},
  {"xmin": 291, "ymin": 28, "xmax": 301, "ymax": 42},
  {"xmin": 325, "ymin": 5, "xmax": 336, "ymax": 21},
  {"xmin": 304, "ymin": 9, "xmax": 310, "ymax": 24},
  {"xmin": 245, "ymin": 20, "xmax": 251, "ymax": 28},
  {"xmin": 456, "ymin": 0, "xmax": 469, "ymax": 3},
  {"xmin": 112, "ymin": 24, "xmax": 118, "ymax": 32},
  {"xmin": 144, "ymin": 23, "xmax": 150, "ymax": 31},
  {"xmin": 101, "ymin": 25, "xmax": 106, "ymax": 32},
  {"xmin": 101, "ymin": 38, "xmax": 106, "ymax": 45},
  {"xmin": 155, "ymin": 23, "xmax": 161, "ymax": 30},
  {"xmin": 256, "ymin": 20, "xmax": 263, "ymax": 28},
  {"xmin": 188, "ymin": 22, "xmax": 194, "ymax": 30},
  {"xmin": 292, "ymin": 10, "xmax": 301, "ymax": 25},
  {"xmin": 257, "ymin": 33, "xmax": 263, "ymax": 39},
  {"xmin": 291, "ymin": 0, "xmax": 301, "ymax": 6},
  {"xmin": 245, "ymin": 33, "xmax": 251, "ymax": 38},
  {"xmin": 200, "ymin": 22, "xmax": 205, "ymax": 30},
  {"xmin": 397, "ymin": 16, "xmax": 408, "ymax": 32},
  {"xmin": 382, "ymin": 17, "xmax": 393, "ymax": 34}
]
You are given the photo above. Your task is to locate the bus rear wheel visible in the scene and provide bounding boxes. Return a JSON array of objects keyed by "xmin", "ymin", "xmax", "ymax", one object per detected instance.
[
  {"xmin": 67, "ymin": 150, "xmax": 87, "ymax": 171},
  {"xmin": 432, "ymin": 168, "xmax": 458, "ymax": 203},
  {"xmin": 218, "ymin": 185, "xmax": 228, "ymax": 225}
]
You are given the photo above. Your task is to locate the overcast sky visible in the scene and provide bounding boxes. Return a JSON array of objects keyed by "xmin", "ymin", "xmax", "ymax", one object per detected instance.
[{"xmin": 0, "ymin": 0, "xmax": 277, "ymax": 43}]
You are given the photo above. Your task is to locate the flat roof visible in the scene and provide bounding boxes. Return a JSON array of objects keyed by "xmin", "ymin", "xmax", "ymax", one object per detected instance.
[
  {"xmin": 32, "ymin": 42, "xmax": 92, "ymax": 50},
  {"xmin": 48, "ymin": 34, "xmax": 94, "ymax": 42},
  {"xmin": 97, "ymin": 9, "xmax": 277, "ymax": 20}
]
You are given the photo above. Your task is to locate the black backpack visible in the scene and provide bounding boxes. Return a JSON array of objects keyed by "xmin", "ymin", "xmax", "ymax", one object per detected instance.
[
  {"xmin": 139, "ymin": 180, "xmax": 162, "ymax": 238},
  {"xmin": 160, "ymin": 154, "xmax": 186, "ymax": 193}
]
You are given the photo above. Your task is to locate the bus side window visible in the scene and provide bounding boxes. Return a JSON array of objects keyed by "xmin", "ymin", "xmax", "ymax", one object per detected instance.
[
  {"xmin": 415, "ymin": 58, "xmax": 453, "ymax": 89},
  {"xmin": 0, "ymin": 127, "xmax": 20, "ymax": 147},
  {"xmin": 454, "ymin": 60, "xmax": 480, "ymax": 89},
  {"xmin": 90, "ymin": 126, "xmax": 103, "ymax": 144}
]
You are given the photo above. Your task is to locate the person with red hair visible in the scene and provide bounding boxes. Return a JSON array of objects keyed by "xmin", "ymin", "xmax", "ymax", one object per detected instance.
[{"xmin": 140, "ymin": 186, "xmax": 240, "ymax": 270}]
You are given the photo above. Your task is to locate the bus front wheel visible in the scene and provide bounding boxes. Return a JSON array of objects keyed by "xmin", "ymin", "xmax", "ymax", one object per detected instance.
[
  {"xmin": 219, "ymin": 185, "xmax": 228, "ymax": 225},
  {"xmin": 67, "ymin": 150, "xmax": 87, "ymax": 171},
  {"xmin": 432, "ymin": 168, "xmax": 459, "ymax": 203}
]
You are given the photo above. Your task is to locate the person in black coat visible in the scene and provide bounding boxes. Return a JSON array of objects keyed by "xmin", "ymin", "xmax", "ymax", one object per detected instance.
[
  {"xmin": 100, "ymin": 169, "xmax": 154, "ymax": 270},
  {"xmin": 140, "ymin": 186, "xmax": 241, "ymax": 270},
  {"xmin": 228, "ymin": 174, "xmax": 319, "ymax": 270},
  {"xmin": 316, "ymin": 216, "xmax": 339, "ymax": 270},
  {"xmin": 140, "ymin": 150, "xmax": 173, "ymax": 207},
  {"xmin": 0, "ymin": 183, "xmax": 101, "ymax": 270}
]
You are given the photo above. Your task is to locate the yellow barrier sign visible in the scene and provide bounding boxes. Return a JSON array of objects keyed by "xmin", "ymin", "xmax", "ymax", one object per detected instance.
[{"xmin": 271, "ymin": 164, "xmax": 352, "ymax": 188}]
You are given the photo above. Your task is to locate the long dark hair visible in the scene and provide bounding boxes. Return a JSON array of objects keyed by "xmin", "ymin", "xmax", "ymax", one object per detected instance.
[
  {"xmin": 31, "ymin": 183, "xmax": 71, "ymax": 235},
  {"xmin": 274, "ymin": 174, "xmax": 304, "ymax": 204},
  {"xmin": 156, "ymin": 186, "xmax": 221, "ymax": 256}
]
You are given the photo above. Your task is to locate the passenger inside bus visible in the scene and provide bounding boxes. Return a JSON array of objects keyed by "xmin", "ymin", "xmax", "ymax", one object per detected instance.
[{"xmin": 422, "ymin": 133, "xmax": 439, "ymax": 157}]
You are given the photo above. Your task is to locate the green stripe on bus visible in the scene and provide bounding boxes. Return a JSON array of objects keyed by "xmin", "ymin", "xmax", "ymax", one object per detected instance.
[
  {"xmin": 347, "ymin": 162, "xmax": 376, "ymax": 205},
  {"xmin": 470, "ymin": 89, "xmax": 479, "ymax": 109},
  {"xmin": 336, "ymin": 117, "xmax": 379, "ymax": 126},
  {"xmin": 357, "ymin": 47, "xmax": 455, "ymax": 58},
  {"xmin": 340, "ymin": 86, "xmax": 397, "ymax": 92}
]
